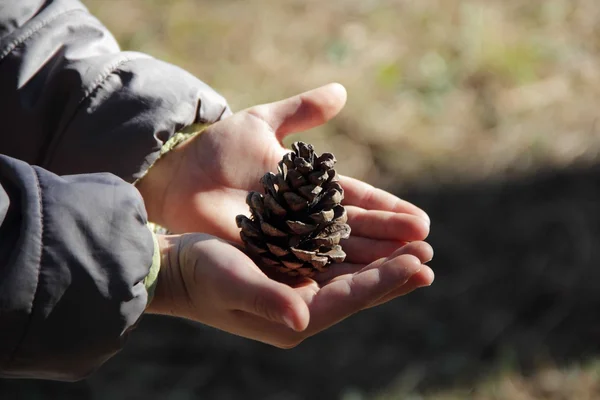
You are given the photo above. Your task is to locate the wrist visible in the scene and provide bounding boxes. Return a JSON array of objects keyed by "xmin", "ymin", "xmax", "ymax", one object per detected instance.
[
  {"xmin": 135, "ymin": 128, "xmax": 205, "ymax": 226},
  {"xmin": 135, "ymin": 154, "xmax": 180, "ymax": 226}
]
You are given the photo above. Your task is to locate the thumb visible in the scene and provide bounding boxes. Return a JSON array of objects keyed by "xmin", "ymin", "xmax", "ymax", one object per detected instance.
[
  {"xmin": 247, "ymin": 82, "xmax": 347, "ymax": 143},
  {"xmin": 234, "ymin": 271, "xmax": 310, "ymax": 331},
  {"xmin": 179, "ymin": 234, "xmax": 310, "ymax": 331}
]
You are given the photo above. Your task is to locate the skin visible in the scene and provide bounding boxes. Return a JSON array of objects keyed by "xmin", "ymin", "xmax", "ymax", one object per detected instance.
[{"xmin": 138, "ymin": 83, "xmax": 435, "ymax": 348}]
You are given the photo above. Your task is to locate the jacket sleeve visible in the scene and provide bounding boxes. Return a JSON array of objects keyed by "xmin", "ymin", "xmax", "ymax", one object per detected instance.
[
  {"xmin": 0, "ymin": 155, "xmax": 157, "ymax": 381},
  {"xmin": 0, "ymin": 0, "xmax": 231, "ymax": 183}
]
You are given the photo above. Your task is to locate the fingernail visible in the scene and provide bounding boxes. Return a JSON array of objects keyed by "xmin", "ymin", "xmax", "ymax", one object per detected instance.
[
  {"xmin": 420, "ymin": 268, "xmax": 435, "ymax": 287},
  {"xmin": 419, "ymin": 218, "xmax": 431, "ymax": 237},
  {"xmin": 283, "ymin": 313, "xmax": 297, "ymax": 331}
]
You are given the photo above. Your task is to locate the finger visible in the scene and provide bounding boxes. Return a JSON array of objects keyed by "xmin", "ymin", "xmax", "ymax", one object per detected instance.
[
  {"xmin": 247, "ymin": 83, "xmax": 347, "ymax": 142},
  {"xmin": 387, "ymin": 241, "xmax": 434, "ymax": 264},
  {"xmin": 315, "ymin": 241, "xmax": 433, "ymax": 282},
  {"xmin": 343, "ymin": 236, "xmax": 406, "ymax": 264},
  {"xmin": 218, "ymin": 257, "xmax": 427, "ymax": 348},
  {"xmin": 306, "ymin": 254, "xmax": 423, "ymax": 333},
  {"xmin": 366, "ymin": 266, "xmax": 435, "ymax": 308},
  {"xmin": 346, "ymin": 206, "xmax": 430, "ymax": 241},
  {"xmin": 340, "ymin": 176, "xmax": 429, "ymax": 222}
]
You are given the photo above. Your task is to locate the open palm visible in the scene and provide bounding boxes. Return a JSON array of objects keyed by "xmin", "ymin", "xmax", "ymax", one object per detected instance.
[{"xmin": 139, "ymin": 83, "xmax": 430, "ymax": 268}]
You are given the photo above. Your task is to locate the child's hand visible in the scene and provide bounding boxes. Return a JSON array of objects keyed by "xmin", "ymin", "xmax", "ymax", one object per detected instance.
[
  {"xmin": 147, "ymin": 234, "xmax": 433, "ymax": 348},
  {"xmin": 137, "ymin": 83, "xmax": 430, "ymax": 270}
]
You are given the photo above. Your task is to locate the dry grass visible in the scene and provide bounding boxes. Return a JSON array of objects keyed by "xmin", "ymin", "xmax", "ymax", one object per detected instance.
[
  {"xmin": 84, "ymin": 0, "xmax": 600, "ymax": 187},
  {"xmin": 376, "ymin": 361, "xmax": 600, "ymax": 400},
  {"xmin": 78, "ymin": 1, "xmax": 600, "ymax": 399}
]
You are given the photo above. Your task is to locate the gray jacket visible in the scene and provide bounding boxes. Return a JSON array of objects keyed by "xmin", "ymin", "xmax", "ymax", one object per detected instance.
[{"xmin": 0, "ymin": 0, "xmax": 230, "ymax": 381}]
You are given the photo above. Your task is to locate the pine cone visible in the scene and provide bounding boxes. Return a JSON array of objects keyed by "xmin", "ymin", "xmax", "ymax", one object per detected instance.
[{"xmin": 236, "ymin": 142, "xmax": 350, "ymax": 277}]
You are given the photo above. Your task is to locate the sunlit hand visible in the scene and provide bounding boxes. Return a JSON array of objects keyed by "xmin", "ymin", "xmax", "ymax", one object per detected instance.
[
  {"xmin": 137, "ymin": 83, "xmax": 431, "ymax": 268},
  {"xmin": 148, "ymin": 233, "xmax": 434, "ymax": 348}
]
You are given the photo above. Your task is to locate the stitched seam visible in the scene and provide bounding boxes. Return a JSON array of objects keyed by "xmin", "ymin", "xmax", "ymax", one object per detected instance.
[
  {"xmin": 6, "ymin": 167, "xmax": 45, "ymax": 367},
  {"xmin": 0, "ymin": 8, "xmax": 83, "ymax": 64},
  {"xmin": 75, "ymin": 57, "xmax": 136, "ymax": 107},
  {"xmin": 42, "ymin": 56, "xmax": 140, "ymax": 167}
]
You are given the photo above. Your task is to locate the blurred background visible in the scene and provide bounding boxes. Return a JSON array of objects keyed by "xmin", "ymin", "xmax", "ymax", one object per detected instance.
[{"xmin": 3, "ymin": 0, "xmax": 600, "ymax": 398}]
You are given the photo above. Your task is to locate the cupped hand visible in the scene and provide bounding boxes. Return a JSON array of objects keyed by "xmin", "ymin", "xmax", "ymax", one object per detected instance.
[
  {"xmin": 148, "ymin": 233, "xmax": 434, "ymax": 348},
  {"xmin": 137, "ymin": 83, "xmax": 431, "ymax": 268}
]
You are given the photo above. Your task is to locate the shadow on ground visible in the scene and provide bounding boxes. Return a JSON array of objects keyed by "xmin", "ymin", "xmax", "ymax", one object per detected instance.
[{"xmin": 3, "ymin": 163, "xmax": 600, "ymax": 399}]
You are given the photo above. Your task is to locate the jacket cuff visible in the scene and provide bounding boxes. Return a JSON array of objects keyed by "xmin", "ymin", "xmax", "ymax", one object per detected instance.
[
  {"xmin": 42, "ymin": 56, "xmax": 231, "ymax": 183},
  {"xmin": 133, "ymin": 122, "xmax": 208, "ymax": 185},
  {"xmin": 0, "ymin": 155, "xmax": 155, "ymax": 381},
  {"xmin": 144, "ymin": 229, "xmax": 162, "ymax": 306}
]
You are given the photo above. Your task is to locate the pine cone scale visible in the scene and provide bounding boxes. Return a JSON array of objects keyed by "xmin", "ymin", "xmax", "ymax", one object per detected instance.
[{"xmin": 264, "ymin": 194, "xmax": 287, "ymax": 216}]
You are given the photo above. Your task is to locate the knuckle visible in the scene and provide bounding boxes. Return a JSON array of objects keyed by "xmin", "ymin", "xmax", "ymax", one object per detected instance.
[
  {"xmin": 253, "ymin": 293, "xmax": 270, "ymax": 319},
  {"xmin": 360, "ymin": 186, "xmax": 376, "ymax": 207}
]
